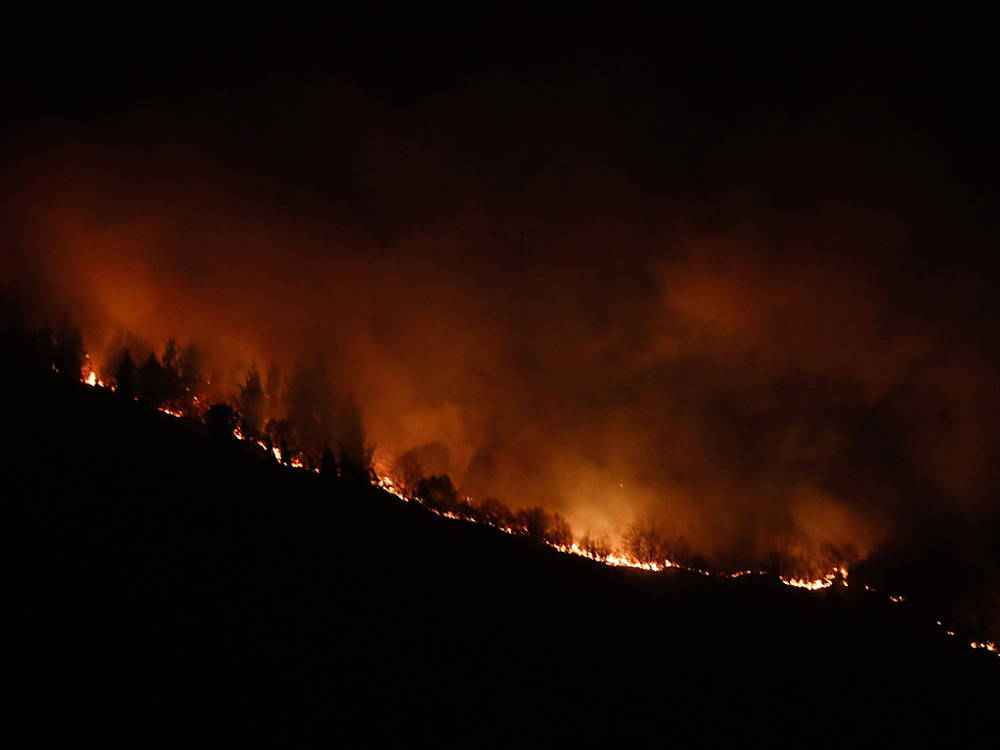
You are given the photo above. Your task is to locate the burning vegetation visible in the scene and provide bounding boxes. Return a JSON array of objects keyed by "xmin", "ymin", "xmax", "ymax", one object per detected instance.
[
  {"xmin": 2, "ymin": 298, "xmax": 994, "ymax": 659},
  {"xmin": 3, "ymin": 16, "xmax": 999, "ymax": 745}
]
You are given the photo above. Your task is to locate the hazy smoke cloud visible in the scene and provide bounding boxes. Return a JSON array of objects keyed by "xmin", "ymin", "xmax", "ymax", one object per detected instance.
[{"xmin": 3, "ymin": 30, "xmax": 998, "ymax": 586}]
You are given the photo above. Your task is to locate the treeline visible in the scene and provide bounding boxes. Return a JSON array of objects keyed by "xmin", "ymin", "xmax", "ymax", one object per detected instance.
[
  {"xmin": 402, "ymin": 468, "xmax": 702, "ymax": 569},
  {"xmin": 105, "ymin": 341, "xmax": 204, "ymax": 414},
  {"xmin": 229, "ymin": 361, "xmax": 373, "ymax": 481},
  {"xmin": 0, "ymin": 296, "xmax": 87, "ymax": 384},
  {"xmin": 410, "ymin": 474, "xmax": 577, "ymax": 548},
  {"xmin": 111, "ymin": 352, "xmax": 376, "ymax": 482},
  {"xmin": 1, "ymin": 291, "xmax": 703, "ymax": 569},
  {"xmin": 0, "ymin": 292, "xmax": 375, "ymax": 483}
]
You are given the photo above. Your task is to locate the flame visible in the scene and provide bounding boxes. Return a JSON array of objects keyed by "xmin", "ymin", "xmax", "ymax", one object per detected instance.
[{"xmin": 779, "ymin": 566, "xmax": 849, "ymax": 590}]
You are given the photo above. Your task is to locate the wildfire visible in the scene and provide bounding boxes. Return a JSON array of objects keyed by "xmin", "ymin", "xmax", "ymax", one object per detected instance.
[
  {"xmin": 77, "ymin": 365, "xmax": 999, "ymax": 661},
  {"xmin": 568, "ymin": 543, "xmax": 672, "ymax": 572},
  {"xmin": 779, "ymin": 567, "xmax": 849, "ymax": 590}
]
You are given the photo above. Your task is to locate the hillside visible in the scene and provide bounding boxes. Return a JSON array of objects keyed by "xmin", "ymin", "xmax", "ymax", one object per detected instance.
[{"xmin": 6, "ymin": 368, "xmax": 997, "ymax": 745}]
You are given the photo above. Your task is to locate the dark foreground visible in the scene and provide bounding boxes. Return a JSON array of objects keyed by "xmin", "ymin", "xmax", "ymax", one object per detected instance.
[{"xmin": 6, "ymin": 370, "xmax": 997, "ymax": 746}]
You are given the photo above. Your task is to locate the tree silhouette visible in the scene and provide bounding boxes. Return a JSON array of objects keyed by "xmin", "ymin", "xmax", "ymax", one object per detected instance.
[
  {"xmin": 515, "ymin": 507, "xmax": 574, "ymax": 546},
  {"xmin": 580, "ymin": 533, "xmax": 612, "ymax": 561},
  {"xmin": 138, "ymin": 352, "xmax": 166, "ymax": 406},
  {"xmin": 237, "ymin": 364, "xmax": 265, "ymax": 440},
  {"xmin": 415, "ymin": 475, "xmax": 460, "ymax": 513},
  {"xmin": 337, "ymin": 396, "xmax": 373, "ymax": 483},
  {"xmin": 395, "ymin": 449, "xmax": 424, "ymax": 497},
  {"xmin": 477, "ymin": 497, "xmax": 515, "ymax": 529},
  {"xmin": 51, "ymin": 314, "xmax": 84, "ymax": 382},
  {"xmin": 177, "ymin": 344, "xmax": 204, "ymax": 414},
  {"xmin": 114, "ymin": 349, "xmax": 138, "ymax": 400},
  {"xmin": 517, "ymin": 507, "xmax": 550, "ymax": 542},
  {"xmin": 284, "ymin": 362, "xmax": 337, "ymax": 465},
  {"xmin": 265, "ymin": 364, "xmax": 281, "ymax": 414},
  {"xmin": 320, "ymin": 446, "xmax": 338, "ymax": 478},
  {"xmin": 547, "ymin": 512, "xmax": 573, "ymax": 548},
  {"xmin": 623, "ymin": 520, "xmax": 670, "ymax": 565},
  {"xmin": 161, "ymin": 338, "xmax": 184, "ymax": 407}
]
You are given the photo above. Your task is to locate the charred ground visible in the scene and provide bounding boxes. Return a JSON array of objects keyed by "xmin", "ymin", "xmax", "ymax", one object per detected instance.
[{"xmin": 5, "ymin": 354, "xmax": 997, "ymax": 745}]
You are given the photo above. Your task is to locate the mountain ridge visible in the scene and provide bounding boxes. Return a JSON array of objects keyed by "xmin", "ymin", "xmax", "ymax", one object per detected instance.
[{"xmin": 6, "ymin": 367, "xmax": 997, "ymax": 744}]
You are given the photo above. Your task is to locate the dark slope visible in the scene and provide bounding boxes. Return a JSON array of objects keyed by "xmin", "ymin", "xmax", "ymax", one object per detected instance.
[{"xmin": 6, "ymin": 370, "xmax": 997, "ymax": 746}]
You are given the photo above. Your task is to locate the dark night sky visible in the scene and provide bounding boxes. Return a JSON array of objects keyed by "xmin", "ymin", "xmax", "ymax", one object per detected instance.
[{"xmin": 2, "ymin": 10, "xmax": 998, "ymax": 591}]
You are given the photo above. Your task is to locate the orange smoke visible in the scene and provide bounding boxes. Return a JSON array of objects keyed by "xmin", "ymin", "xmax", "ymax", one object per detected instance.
[{"xmin": 3, "ymin": 139, "xmax": 999, "ymax": 587}]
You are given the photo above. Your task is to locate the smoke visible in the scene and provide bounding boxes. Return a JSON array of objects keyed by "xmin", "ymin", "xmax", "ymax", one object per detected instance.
[{"xmin": 2, "ymin": 22, "xmax": 998, "ymax": 584}]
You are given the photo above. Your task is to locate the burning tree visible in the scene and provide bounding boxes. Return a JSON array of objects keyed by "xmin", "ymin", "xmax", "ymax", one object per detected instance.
[
  {"xmin": 160, "ymin": 338, "xmax": 200, "ymax": 413},
  {"xmin": 515, "ymin": 507, "xmax": 574, "ymax": 547},
  {"xmin": 265, "ymin": 418, "xmax": 297, "ymax": 466},
  {"xmin": 548, "ymin": 513, "xmax": 573, "ymax": 547},
  {"xmin": 415, "ymin": 475, "xmax": 460, "ymax": 513},
  {"xmin": 477, "ymin": 497, "xmax": 516, "ymax": 530},
  {"xmin": 394, "ymin": 449, "xmax": 424, "ymax": 497},
  {"xmin": 580, "ymin": 533, "xmax": 612, "ymax": 561},
  {"xmin": 103, "ymin": 336, "xmax": 203, "ymax": 413},
  {"xmin": 622, "ymin": 520, "xmax": 670, "ymax": 566},
  {"xmin": 175, "ymin": 343, "xmax": 204, "ymax": 414}
]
